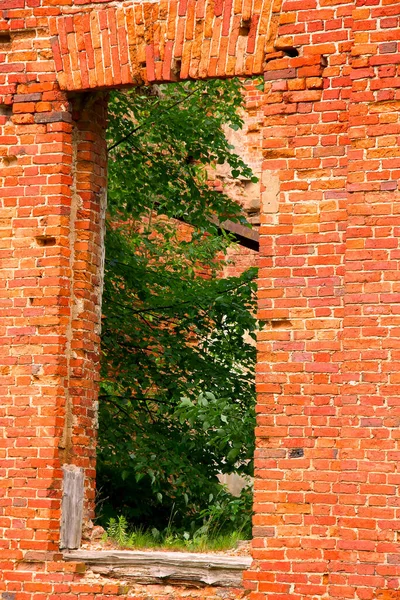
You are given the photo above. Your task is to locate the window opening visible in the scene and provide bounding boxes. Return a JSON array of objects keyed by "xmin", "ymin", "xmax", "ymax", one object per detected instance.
[{"xmin": 92, "ymin": 78, "xmax": 258, "ymax": 556}]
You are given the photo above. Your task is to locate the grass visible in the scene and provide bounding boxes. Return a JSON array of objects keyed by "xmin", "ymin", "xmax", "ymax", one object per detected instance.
[{"xmin": 104, "ymin": 515, "xmax": 247, "ymax": 553}]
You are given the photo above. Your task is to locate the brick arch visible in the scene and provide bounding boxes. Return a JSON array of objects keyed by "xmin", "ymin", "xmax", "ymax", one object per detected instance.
[{"xmin": 50, "ymin": 0, "xmax": 277, "ymax": 90}]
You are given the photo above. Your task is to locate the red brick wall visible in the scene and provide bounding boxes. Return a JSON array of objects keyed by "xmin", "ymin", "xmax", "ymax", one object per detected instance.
[
  {"xmin": 0, "ymin": 82, "xmax": 108, "ymax": 593},
  {"xmin": 250, "ymin": 1, "xmax": 400, "ymax": 599},
  {"xmin": 2, "ymin": 0, "xmax": 400, "ymax": 599}
]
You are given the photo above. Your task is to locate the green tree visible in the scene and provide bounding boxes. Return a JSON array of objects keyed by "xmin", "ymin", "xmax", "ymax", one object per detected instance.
[{"xmin": 98, "ymin": 79, "xmax": 257, "ymax": 533}]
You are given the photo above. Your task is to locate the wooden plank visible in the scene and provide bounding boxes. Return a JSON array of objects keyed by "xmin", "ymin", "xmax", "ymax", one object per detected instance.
[
  {"xmin": 175, "ymin": 213, "xmax": 260, "ymax": 251},
  {"xmin": 146, "ymin": 201, "xmax": 260, "ymax": 251},
  {"xmin": 60, "ymin": 465, "xmax": 85, "ymax": 550},
  {"xmin": 63, "ymin": 549, "xmax": 252, "ymax": 587},
  {"xmin": 64, "ymin": 548, "xmax": 252, "ymax": 567},
  {"xmin": 215, "ymin": 217, "xmax": 259, "ymax": 250}
]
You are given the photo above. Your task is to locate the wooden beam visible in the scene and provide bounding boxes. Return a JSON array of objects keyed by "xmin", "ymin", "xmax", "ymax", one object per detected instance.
[
  {"xmin": 213, "ymin": 218, "xmax": 259, "ymax": 251},
  {"xmin": 63, "ymin": 549, "xmax": 252, "ymax": 587},
  {"xmin": 173, "ymin": 214, "xmax": 260, "ymax": 251},
  {"xmin": 152, "ymin": 201, "xmax": 260, "ymax": 251}
]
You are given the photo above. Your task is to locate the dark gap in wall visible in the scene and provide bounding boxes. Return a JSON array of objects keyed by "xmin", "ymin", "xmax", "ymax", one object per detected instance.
[
  {"xmin": 239, "ymin": 20, "xmax": 251, "ymax": 36},
  {"xmin": 281, "ymin": 47, "xmax": 299, "ymax": 58},
  {"xmin": 2, "ymin": 155, "xmax": 17, "ymax": 164},
  {"xmin": 271, "ymin": 319, "xmax": 292, "ymax": 329},
  {"xmin": 172, "ymin": 59, "xmax": 181, "ymax": 79},
  {"xmin": 35, "ymin": 235, "xmax": 57, "ymax": 246},
  {"xmin": 0, "ymin": 32, "xmax": 11, "ymax": 45},
  {"xmin": 289, "ymin": 448, "xmax": 304, "ymax": 458},
  {"xmin": 0, "ymin": 104, "xmax": 13, "ymax": 118}
]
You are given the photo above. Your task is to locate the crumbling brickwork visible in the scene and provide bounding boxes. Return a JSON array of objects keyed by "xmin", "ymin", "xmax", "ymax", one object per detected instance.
[{"xmin": 2, "ymin": 0, "xmax": 400, "ymax": 599}]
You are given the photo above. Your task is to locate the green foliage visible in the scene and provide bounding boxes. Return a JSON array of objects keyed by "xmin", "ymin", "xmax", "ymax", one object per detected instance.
[
  {"xmin": 192, "ymin": 485, "xmax": 253, "ymax": 541},
  {"xmin": 175, "ymin": 392, "xmax": 254, "ymax": 468},
  {"xmin": 104, "ymin": 487, "xmax": 252, "ymax": 552},
  {"xmin": 106, "ymin": 79, "xmax": 256, "ymax": 226},
  {"xmin": 98, "ymin": 78, "xmax": 257, "ymax": 532}
]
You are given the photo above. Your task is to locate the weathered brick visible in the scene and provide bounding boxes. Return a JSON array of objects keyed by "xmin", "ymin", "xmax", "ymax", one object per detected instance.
[
  {"xmin": 3, "ymin": 2, "xmax": 400, "ymax": 600},
  {"xmin": 34, "ymin": 111, "xmax": 72, "ymax": 124},
  {"xmin": 12, "ymin": 93, "xmax": 42, "ymax": 103}
]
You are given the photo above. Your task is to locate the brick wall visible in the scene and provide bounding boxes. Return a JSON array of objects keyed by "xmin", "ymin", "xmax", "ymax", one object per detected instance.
[
  {"xmin": 0, "ymin": 82, "xmax": 108, "ymax": 595},
  {"xmin": 250, "ymin": 1, "xmax": 400, "ymax": 599},
  {"xmin": 2, "ymin": 0, "xmax": 400, "ymax": 599}
]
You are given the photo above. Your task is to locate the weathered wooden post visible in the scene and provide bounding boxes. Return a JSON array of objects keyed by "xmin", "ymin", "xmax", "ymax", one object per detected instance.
[{"xmin": 60, "ymin": 465, "xmax": 85, "ymax": 550}]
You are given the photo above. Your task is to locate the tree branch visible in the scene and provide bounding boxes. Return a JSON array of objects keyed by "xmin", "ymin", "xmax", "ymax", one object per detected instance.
[{"xmin": 107, "ymin": 86, "xmax": 203, "ymax": 152}]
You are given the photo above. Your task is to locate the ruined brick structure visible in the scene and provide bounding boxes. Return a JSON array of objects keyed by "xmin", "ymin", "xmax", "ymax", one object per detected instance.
[{"xmin": 2, "ymin": 0, "xmax": 400, "ymax": 598}]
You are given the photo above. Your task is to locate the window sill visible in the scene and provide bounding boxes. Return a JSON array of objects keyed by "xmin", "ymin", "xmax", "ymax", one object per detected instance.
[{"xmin": 63, "ymin": 549, "xmax": 252, "ymax": 587}]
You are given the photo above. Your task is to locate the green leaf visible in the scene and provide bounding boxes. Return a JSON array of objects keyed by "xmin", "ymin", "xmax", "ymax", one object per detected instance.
[{"xmin": 97, "ymin": 78, "xmax": 256, "ymax": 534}]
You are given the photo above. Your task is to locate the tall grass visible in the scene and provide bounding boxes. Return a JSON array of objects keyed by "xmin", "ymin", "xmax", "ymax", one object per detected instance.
[{"xmin": 104, "ymin": 515, "xmax": 247, "ymax": 552}]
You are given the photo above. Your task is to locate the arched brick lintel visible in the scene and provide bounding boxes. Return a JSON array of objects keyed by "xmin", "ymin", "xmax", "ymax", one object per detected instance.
[{"xmin": 49, "ymin": 0, "xmax": 277, "ymax": 91}]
